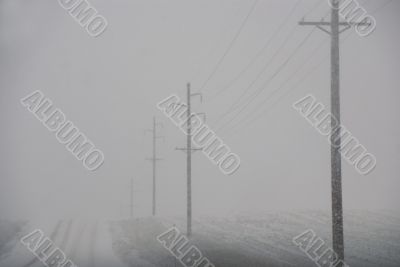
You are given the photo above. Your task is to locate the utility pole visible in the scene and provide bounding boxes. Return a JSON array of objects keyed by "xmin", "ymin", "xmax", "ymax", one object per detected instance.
[
  {"xmin": 186, "ymin": 83, "xmax": 193, "ymax": 238},
  {"xmin": 130, "ymin": 178, "xmax": 134, "ymax": 218},
  {"xmin": 124, "ymin": 178, "xmax": 140, "ymax": 219},
  {"xmin": 146, "ymin": 117, "xmax": 163, "ymax": 216},
  {"xmin": 299, "ymin": 1, "xmax": 370, "ymax": 264},
  {"xmin": 176, "ymin": 83, "xmax": 204, "ymax": 237},
  {"xmin": 152, "ymin": 117, "xmax": 157, "ymax": 216}
]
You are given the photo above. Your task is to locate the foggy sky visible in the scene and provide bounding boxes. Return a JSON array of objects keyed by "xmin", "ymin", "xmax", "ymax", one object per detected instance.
[{"xmin": 1, "ymin": 0, "xmax": 399, "ymax": 220}]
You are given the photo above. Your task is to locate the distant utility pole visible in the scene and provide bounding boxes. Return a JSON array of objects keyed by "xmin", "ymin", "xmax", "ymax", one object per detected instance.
[
  {"xmin": 128, "ymin": 178, "xmax": 141, "ymax": 219},
  {"xmin": 299, "ymin": 1, "xmax": 369, "ymax": 264},
  {"xmin": 146, "ymin": 117, "xmax": 163, "ymax": 216},
  {"xmin": 130, "ymin": 178, "xmax": 134, "ymax": 218},
  {"xmin": 176, "ymin": 83, "xmax": 204, "ymax": 237}
]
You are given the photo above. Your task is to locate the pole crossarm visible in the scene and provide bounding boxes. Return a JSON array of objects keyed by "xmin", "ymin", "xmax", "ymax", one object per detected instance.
[
  {"xmin": 299, "ymin": 21, "xmax": 360, "ymax": 26},
  {"xmin": 299, "ymin": 20, "xmax": 371, "ymax": 35},
  {"xmin": 175, "ymin": 147, "xmax": 203, "ymax": 154}
]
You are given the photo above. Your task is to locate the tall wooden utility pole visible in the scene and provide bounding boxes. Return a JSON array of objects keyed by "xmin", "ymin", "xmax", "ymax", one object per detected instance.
[
  {"xmin": 176, "ymin": 83, "xmax": 204, "ymax": 237},
  {"xmin": 299, "ymin": 1, "xmax": 370, "ymax": 264},
  {"xmin": 146, "ymin": 117, "xmax": 163, "ymax": 216}
]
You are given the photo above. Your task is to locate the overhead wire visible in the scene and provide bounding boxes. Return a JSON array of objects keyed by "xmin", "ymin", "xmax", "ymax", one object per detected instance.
[
  {"xmin": 211, "ymin": 1, "xmax": 326, "ymax": 127},
  {"xmin": 198, "ymin": 0, "xmax": 259, "ymax": 93},
  {"xmin": 208, "ymin": 0, "xmax": 305, "ymax": 99},
  {"xmin": 214, "ymin": 26, "xmax": 318, "ymax": 133},
  {"xmin": 213, "ymin": 8, "xmax": 331, "ymax": 133},
  {"xmin": 219, "ymin": 0, "xmax": 389, "ymax": 138}
]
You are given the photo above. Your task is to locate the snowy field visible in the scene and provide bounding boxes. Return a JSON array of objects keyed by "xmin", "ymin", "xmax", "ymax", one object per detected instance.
[
  {"xmin": 0, "ymin": 210, "xmax": 399, "ymax": 267},
  {"xmin": 111, "ymin": 210, "xmax": 400, "ymax": 267}
]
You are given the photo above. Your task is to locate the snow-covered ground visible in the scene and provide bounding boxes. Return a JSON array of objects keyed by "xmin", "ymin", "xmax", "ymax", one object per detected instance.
[
  {"xmin": 0, "ymin": 219, "xmax": 127, "ymax": 267},
  {"xmin": 1, "ymin": 211, "xmax": 399, "ymax": 267},
  {"xmin": 0, "ymin": 220, "xmax": 26, "ymax": 263},
  {"xmin": 112, "ymin": 211, "xmax": 400, "ymax": 267}
]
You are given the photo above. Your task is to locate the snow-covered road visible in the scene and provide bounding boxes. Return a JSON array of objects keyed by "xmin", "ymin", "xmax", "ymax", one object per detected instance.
[{"xmin": 0, "ymin": 219, "xmax": 127, "ymax": 267}]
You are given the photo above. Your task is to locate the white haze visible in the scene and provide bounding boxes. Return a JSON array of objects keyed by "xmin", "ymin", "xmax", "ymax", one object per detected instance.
[{"xmin": 0, "ymin": 0, "xmax": 399, "ymax": 221}]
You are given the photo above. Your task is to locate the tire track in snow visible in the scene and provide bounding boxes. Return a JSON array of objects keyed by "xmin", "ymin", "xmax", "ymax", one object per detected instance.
[
  {"xmin": 22, "ymin": 220, "xmax": 64, "ymax": 267},
  {"xmin": 69, "ymin": 221, "xmax": 87, "ymax": 264},
  {"xmin": 59, "ymin": 220, "xmax": 74, "ymax": 251},
  {"xmin": 88, "ymin": 221, "xmax": 98, "ymax": 267}
]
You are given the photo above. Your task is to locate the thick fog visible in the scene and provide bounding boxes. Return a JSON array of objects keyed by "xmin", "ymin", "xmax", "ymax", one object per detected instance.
[{"xmin": 1, "ymin": 0, "xmax": 399, "ymax": 221}]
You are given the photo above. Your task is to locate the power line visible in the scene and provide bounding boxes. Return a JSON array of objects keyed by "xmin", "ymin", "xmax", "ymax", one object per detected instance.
[
  {"xmin": 225, "ymin": 47, "xmax": 330, "ymax": 137},
  {"xmin": 222, "ymin": 31, "xmax": 356, "ymax": 137},
  {"xmin": 198, "ymin": 0, "xmax": 259, "ymax": 93},
  {"xmin": 211, "ymin": 25, "xmax": 298, "ymax": 126},
  {"xmin": 213, "ymin": 9, "xmax": 330, "ymax": 132},
  {"xmin": 220, "ymin": 35, "xmax": 330, "ymax": 136},
  {"xmin": 214, "ymin": 27, "xmax": 317, "ymax": 133},
  {"xmin": 211, "ymin": 1, "xmax": 325, "ymax": 127},
  {"xmin": 219, "ymin": 1, "xmax": 385, "ymax": 137},
  {"xmin": 189, "ymin": 3, "xmax": 247, "ymax": 84},
  {"xmin": 208, "ymin": 0, "xmax": 304, "ymax": 99}
]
